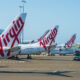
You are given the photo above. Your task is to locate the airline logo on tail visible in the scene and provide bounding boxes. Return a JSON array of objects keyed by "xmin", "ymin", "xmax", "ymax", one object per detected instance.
[
  {"xmin": 65, "ymin": 34, "xmax": 76, "ymax": 48},
  {"xmin": 0, "ymin": 13, "xmax": 26, "ymax": 57},
  {"xmin": 40, "ymin": 26, "xmax": 59, "ymax": 50}
]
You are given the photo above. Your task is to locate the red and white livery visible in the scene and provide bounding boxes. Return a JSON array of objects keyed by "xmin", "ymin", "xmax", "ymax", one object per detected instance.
[
  {"xmin": 0, "ymin": 13, "xmax": 26, "ymax": 58},
  {"xmin": 19, "ymin": 26, "xmax": 59, "ymax": 55},
  {"xmin": 50, "ymin": 34, "xmax": 76, "ymax": 55},
  {"xmin": 0, "ymin": 12, "xmax": 59, "ymax": 58}
]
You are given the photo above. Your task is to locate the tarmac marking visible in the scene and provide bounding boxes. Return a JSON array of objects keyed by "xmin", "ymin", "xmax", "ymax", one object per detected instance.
[{"xmin": 53, "ymin": 70, "xmax": 58, "ymax": 73}]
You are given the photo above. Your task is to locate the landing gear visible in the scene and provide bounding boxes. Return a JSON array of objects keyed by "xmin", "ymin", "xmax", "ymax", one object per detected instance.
[
  {"xmin": 59, "ymin": 54, "xmax": 66, "ymax": 56},
  {"xmin": 15, "ymin": 55, "xmax": 19, "ymax": 59},
  {"xmin": 27, "ymin": 54, "xmax": 32, "ymax": 59},
  {"xmin": 8, "ymin": 55, "xmax": 19, "ymax": 60},
  {"xmin": 59, "ymin": 54, "xmax": 62, "ymax": 56},
  {"xmin": 63, "ymin": 54, "xmax": 66, "ymax": 56}
]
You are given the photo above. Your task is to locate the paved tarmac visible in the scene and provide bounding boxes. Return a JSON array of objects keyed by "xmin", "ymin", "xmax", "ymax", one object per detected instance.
[{"xmin": 0, "ymin": 55, "xmax": 80, "ymax": 80}]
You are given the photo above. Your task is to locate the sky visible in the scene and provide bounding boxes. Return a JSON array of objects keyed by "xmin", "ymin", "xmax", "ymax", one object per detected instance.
[{"xmin": 0, "ymin": 0, "xmax": 80, "ymax": 44}]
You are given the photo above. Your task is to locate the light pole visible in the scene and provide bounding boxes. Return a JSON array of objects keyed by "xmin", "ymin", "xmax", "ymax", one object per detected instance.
[
  {"xmin": 22, "ymin": 0, "xmax": 26, "ymax": 13},
  {"xmin": 19, "ymin": 0, "xmax": 26, "ymax": 43},
  {"xmin": 19, "ymin": 6, "xmax": 23, "ymax": 13}
]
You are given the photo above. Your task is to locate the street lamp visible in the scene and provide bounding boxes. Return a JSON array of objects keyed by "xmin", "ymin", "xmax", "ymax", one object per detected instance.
[
  {"xmin": 21, "ymin": 0, "xmax": 26, "ymax": 13},
  {"xmin": 19, "ymin": 5, "xmax": 23, "ymax": 13},
  {"xmin": 19, "ymin": 0, "xmax": 26, "ymax": 43}
]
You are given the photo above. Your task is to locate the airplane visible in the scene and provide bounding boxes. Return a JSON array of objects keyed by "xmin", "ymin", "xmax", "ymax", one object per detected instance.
[
  {"xmin": 0, "ymin": 13, "xmax": 27, "ymax": 58},
  {"xmin": 0, "ymin": 12, "xmax": 59, "ymax": 59},
  {"xmin": 50, "ymin": 34, "xmax": 76, "ymax": 56},
  {"xmin": 14, "ymin": 29, "xmax": 50, "ymax": 59},
  {"xmin": 18, "ymin": 25, "xmax": 59, "ymax": 59}
]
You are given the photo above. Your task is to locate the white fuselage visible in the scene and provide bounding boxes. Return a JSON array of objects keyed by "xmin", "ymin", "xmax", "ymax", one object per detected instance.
[
  {"xmin": 50, "ymin": 44, "xmax": 75, "ymax": 55},
  {"xmin": 19, "ymin": 42, "xmax": 45, "ymax": 55}
]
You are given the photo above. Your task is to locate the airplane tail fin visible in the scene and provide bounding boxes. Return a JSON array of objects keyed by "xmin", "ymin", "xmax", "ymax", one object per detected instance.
[
  {"xmin": 0, "ymin": 13, "xmax": 26, "ymax": 56},
  {"xmin": 38, "ymin": 29, "xmax": 50, "ymax": 41},
  {"xmin": 65, "ymin": 34, "xmax": 76, "ymax": 48},
  {"xmin": 40, "ymin": 25, "xmax": 59, "ymax": 50},
  {"xmin": 31, "ymin": 30, "xmax": 50, "ymax": 43},
  {"xmin": 0, "ymin": 29, "xmax": 4, "ymax": 35}
]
